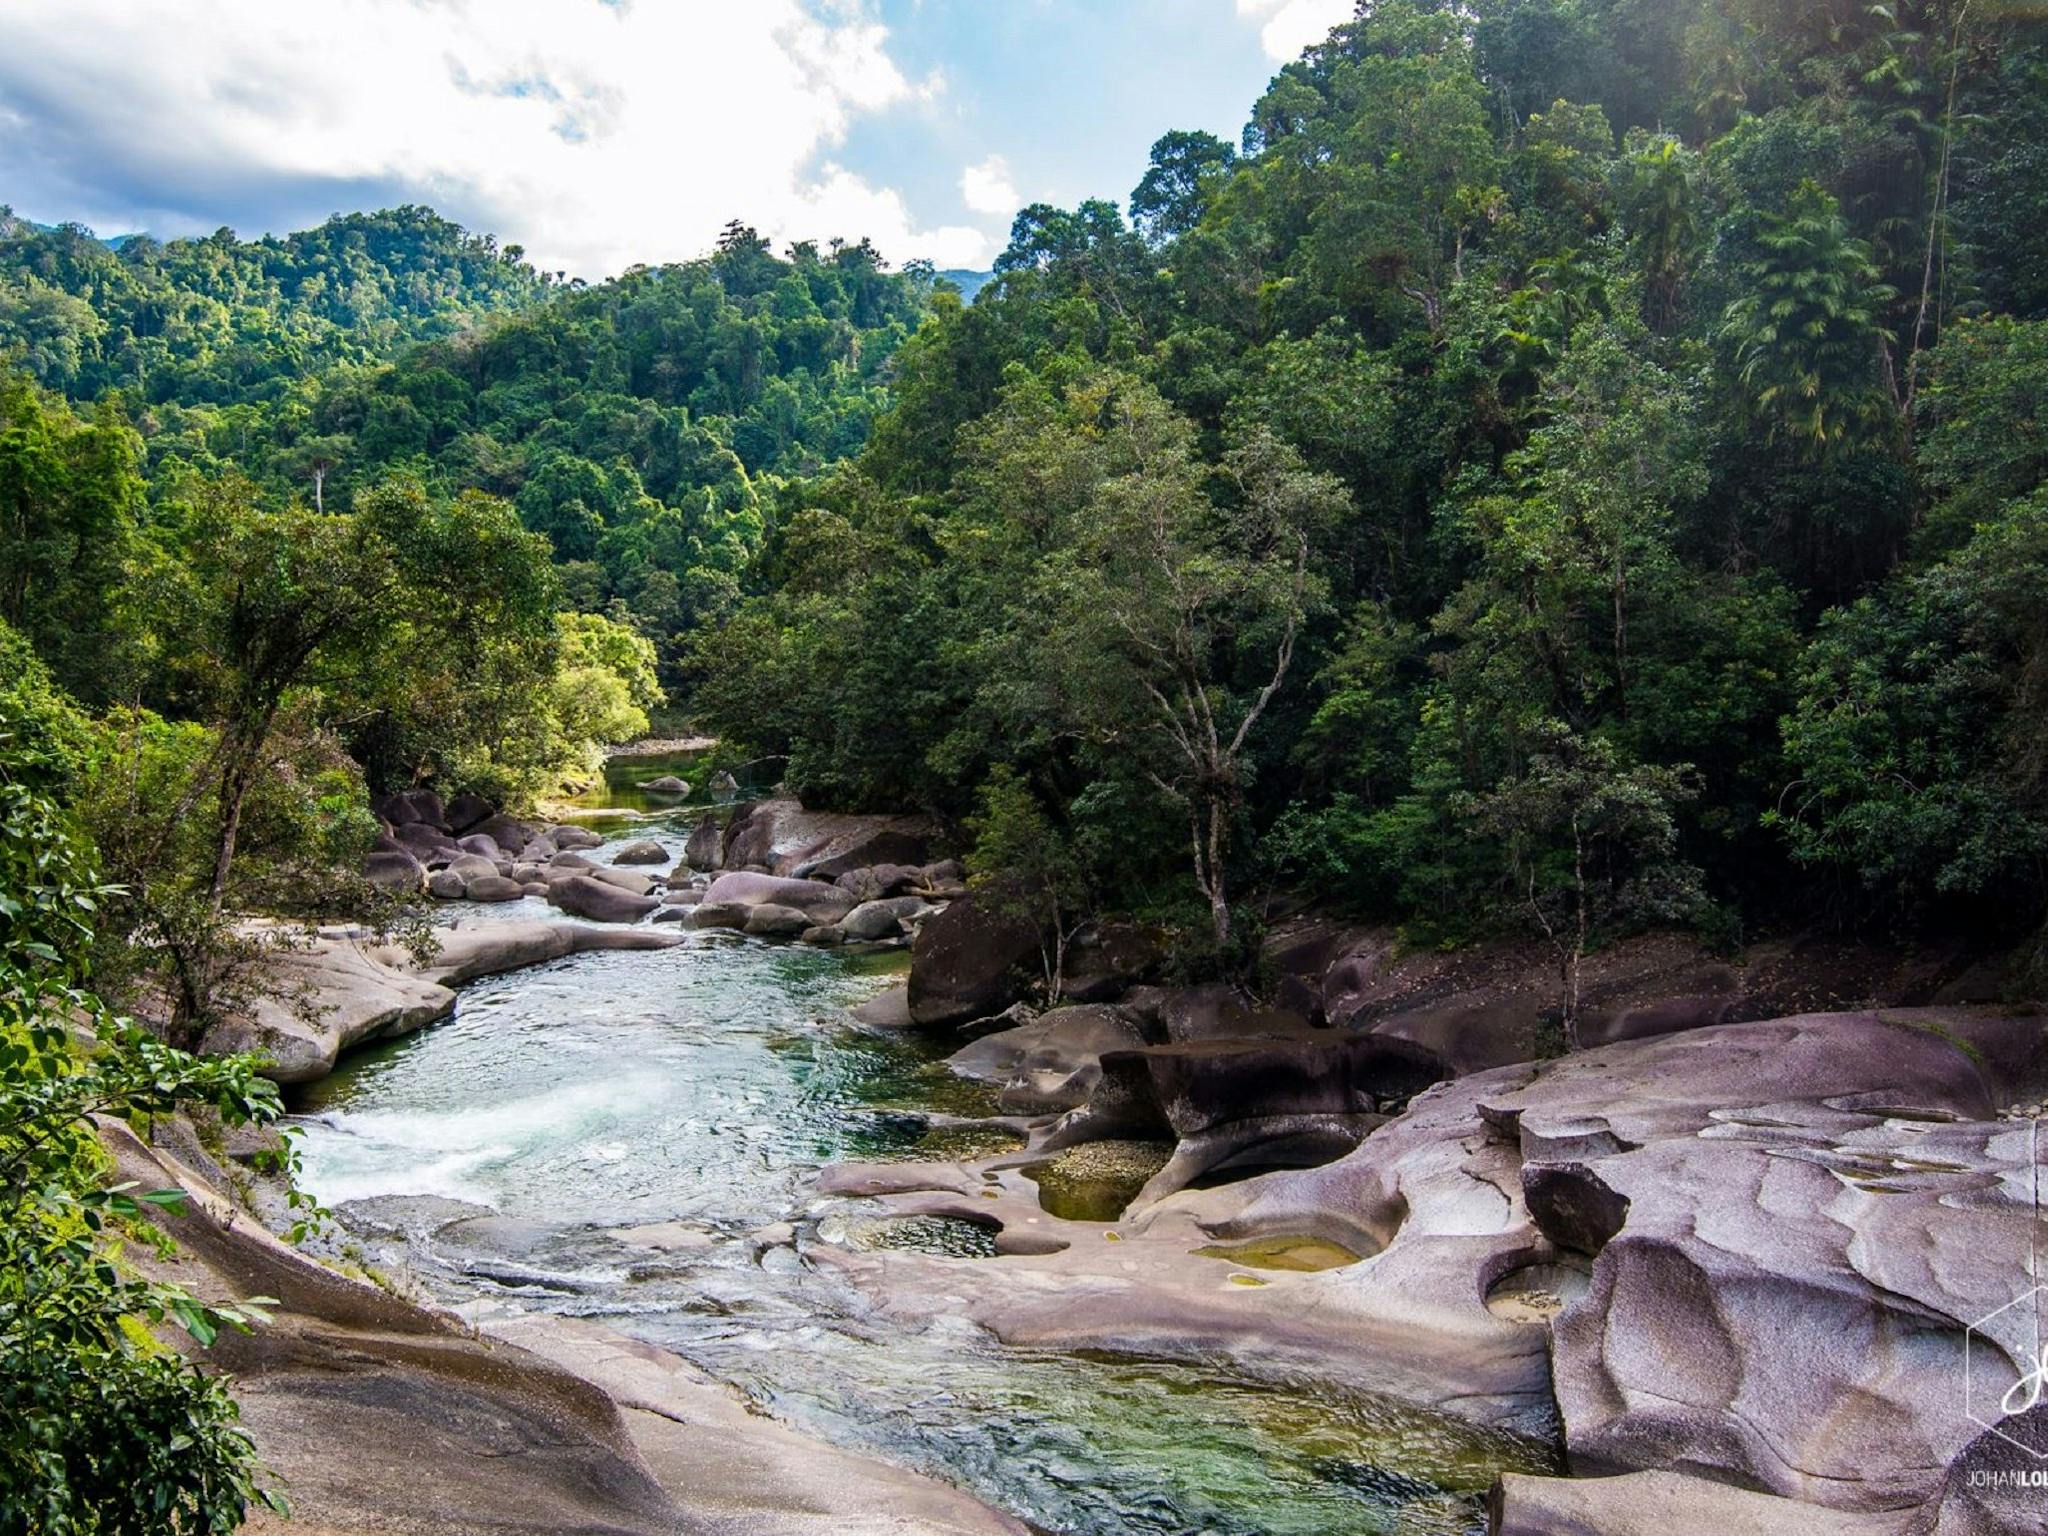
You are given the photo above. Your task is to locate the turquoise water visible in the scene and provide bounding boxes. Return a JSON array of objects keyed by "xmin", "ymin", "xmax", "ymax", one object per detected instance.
[{"xmin": 291, "ymin": 924, "xmax": 1553, "ymax": 1535}]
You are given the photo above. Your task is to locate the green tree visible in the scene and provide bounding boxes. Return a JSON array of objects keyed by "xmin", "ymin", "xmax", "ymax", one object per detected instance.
[
  {"xmin": 967, "ymin": 766, "xmax": 1098, "ymax": 1004},
  {"xmin": 1471, "ymin": 723, "xmax": 1703, "ymax": 1046},
  {"xmin": 1041, "ymin": 385, "xmax": 1345, "ymax": 945},
  {"xmin": 1717, "ymin": 181, "xmax": 1899, "ymax": 455},
  {"xmin": 0, "ymin": 376, "xmax": 145, "ymax": 698},
  {"xmin": 1130, "ymin": 130, "xmax": 1238, "ymax": 244},
  {"xmin": 0, "ymin": 627, "xmax": 291, "ymax": 1534}
]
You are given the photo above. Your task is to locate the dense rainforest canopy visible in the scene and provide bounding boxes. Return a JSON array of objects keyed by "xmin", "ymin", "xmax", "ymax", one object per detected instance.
[
  {"xmin": 692, "ymin": 0, "xmax": 2048, "ymax": 971},
  {"xmin": 2, "ymin": 0, "xmax": 2043, "ymax": 975}
]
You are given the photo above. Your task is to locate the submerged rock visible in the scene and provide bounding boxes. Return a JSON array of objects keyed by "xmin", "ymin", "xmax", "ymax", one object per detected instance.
[{"xmin": 1027, "ymin": 1140, "xmax": 1174, "ymax": 1221}]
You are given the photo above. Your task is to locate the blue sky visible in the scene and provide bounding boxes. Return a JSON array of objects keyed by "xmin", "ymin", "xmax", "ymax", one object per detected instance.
[{"xmin": 0, "ymin": 0, "xmax": 1352, "ymax": 277}]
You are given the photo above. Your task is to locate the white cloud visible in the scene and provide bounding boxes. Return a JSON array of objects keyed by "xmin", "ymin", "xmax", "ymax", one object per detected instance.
[
  {"xmin": 0, "ymin": 0, "xmax": 997, "ymax": 277},
  {"xmin": 1235, "ymin": 0, "xmax": 1355, "ymax": 61},
  {"xmin": 960, "ymin": 155, "xmax": 1020, "ymax": 218}
]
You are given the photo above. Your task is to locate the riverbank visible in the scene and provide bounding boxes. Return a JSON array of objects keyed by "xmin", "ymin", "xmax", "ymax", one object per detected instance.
[
  {"xmin": 219, "ymin": 788, "xmax": 2048, "ymax": 1532},
  {"xmin": 110, "ymin": 1115, "xmax": 1028, "ymax": 1536}
]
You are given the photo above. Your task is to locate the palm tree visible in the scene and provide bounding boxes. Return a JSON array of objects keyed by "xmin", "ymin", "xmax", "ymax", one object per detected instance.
[{"xmin": 1719, "ymin": 181, "xmax": 1899, "ymax": 455}]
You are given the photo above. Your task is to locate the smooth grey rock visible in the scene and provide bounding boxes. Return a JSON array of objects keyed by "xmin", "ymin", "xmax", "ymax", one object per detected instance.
[
  {"xmin": 546, "ymin": 875, "xmax": 660, "ymax": 924},
  {"xmin": 1490, "ymin": 1470, "xmax": 1900, "ymax": 1536},
  {"xmin": 444, "ymin": 791, "xmax": 492, "ymax": 833},
  {"xmin": 471, "ymin": 814, "xmax": 532, "ymax": 855},
  {"xmin": 850, "ymin": 985, "xmax": 911, "ymax": 1029},
  {"xmin": 427, "ymin": 869, "xmax": 467, "ymax": 900},
  {"xmin": 639, "ymin": 776, "xmax": 689, "ymax": 795},
  {"xmin": 364, "ymin": 849, "xmax": 426, "ymax": 892},
  {"xmin": 463, "ymin": 874, "xmax": 525, "ymax": 903},
  {"xmin": 840, "ymin": 896, "xmax": 926, "ymax": 942},
  {"xmin": 394, "ymin": 821, "xmax": 458, "ymax": 859},
  {"xmin": 909, "ymin": 892, "xmax": 1040, "ymax": 1027},
  {"xmin": 743, "ymin": 904, "xmax": 811, "ymax": 938},
  {"xmin": 690, "ymin": 902, "xmax": 750, "ymax": 931},
  {"xmin": 586, "ymin": 867, "xmax": 655, "ymax": 897},
  {"xmin": 947, "ymin": 1004, "xmax": 1147, "ymax": 1113},
  {"xmin": 611, "ymin": 839, "xmax": 668, "ymax": 865},
  {"xmin": 702, "ymin": 871, "xmax": 854, "ymax": 923},
  {"xmin": 835, "ymin": 863, "xmax": 920, "ymax": 903},
  {"xmin": 683, "ymin": 813, "xmax": 722, "ymax": 872}
]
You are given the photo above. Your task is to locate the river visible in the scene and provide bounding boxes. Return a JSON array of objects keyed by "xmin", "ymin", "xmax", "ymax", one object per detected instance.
[{"xmin": 289, "ymin": 819, "xmax": 1553, "ymax": 1536}]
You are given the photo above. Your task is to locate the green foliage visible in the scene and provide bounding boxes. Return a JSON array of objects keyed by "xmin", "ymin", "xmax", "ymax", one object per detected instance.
[
  {"xmin": 1775, "ymin": 487, "xmax": 2048, "ymax": 914},
  {"xmin": 0, "ymin": 205, "xmax": 542, "ymax": 404},
  {"xmin": 0, "ymin": 376, "xmax": 144, "ymax": 699},
  {"xmin": 966, "ymin": 766, "xmax": 1101, "ymax": 1003},
  {"xmin": 0, "ymin": 665, "xmax": 287, "ymax": 1534},
  {"xmin": 1717, "ymin": 181, "xmax": 1898, "ymax": 455},
  {"xmin": 695, "ymin": 0, "xmax": 2048, "ymax": 955},
  {"xmin": 8, "ymin": 0, "xmax": 2048, "ymax": 986},
  {"xmin": 1469, "ymin": 721, "xmax": 1704, "ymax": 1039}
]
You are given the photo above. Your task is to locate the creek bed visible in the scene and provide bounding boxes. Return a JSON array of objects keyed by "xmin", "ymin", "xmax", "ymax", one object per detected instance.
[{"xmin": 291, "ymin": 913, "xmax": 1552, "ymax": 1535}]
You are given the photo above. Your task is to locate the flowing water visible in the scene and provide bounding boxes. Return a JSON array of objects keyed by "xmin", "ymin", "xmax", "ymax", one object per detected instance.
[{"xmin": 290, "ymin": 863, "xmax": 1554, "ymax": 1535}]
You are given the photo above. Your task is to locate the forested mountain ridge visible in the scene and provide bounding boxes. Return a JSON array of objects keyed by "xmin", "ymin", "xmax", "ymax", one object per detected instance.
[
  {"xmin": 1, "ymin": 211, "xmax": 945, "ymax": 683},
  {"xmin": 0, "ymin": 204, "xmax": 546, "ymax": 404}
]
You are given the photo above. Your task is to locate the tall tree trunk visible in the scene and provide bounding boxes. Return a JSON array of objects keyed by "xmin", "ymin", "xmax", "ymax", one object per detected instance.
[
  {"xmin": 1206, "ymin": 797, "xmax": 1231, "ymax": 946},
  {"xmin": 207, "ymin": 708, "xmax": 277, "ymax": 918},
  {"xmin": 1564, "ymin": 814, "xmax": 1588, "ymax": 1051}
]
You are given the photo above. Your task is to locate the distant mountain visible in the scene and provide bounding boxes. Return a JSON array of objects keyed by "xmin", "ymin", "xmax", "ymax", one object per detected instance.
[
  {"xmin": 937, "ymin": 268, "xmax": 994, "ymax": 303},
  {"xmin": 0, "ymin": 204, "xmax": 547, "ymax": 403},
  {"xmin": 0, "ymin": 209, "xmax": 132, "ymax": 245}
]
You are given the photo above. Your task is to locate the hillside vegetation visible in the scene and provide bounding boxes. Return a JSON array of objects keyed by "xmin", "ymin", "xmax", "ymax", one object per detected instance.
[{"xmin": 690, "ymin": 0, "xmax": 2048, "ymax": 974}]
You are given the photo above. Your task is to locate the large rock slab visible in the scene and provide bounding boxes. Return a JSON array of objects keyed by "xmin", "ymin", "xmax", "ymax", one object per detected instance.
[
  {"xmin": 1490, "ymin": 1470, "xmax": 1903, "ymax": 1535},
  {"xmin": 546, "ymin": 874, "xmax": 661, "ymax": 923},
  {"xmin": 909, "ymin": 893, "xmax": 1040, "ymax": 1028},
  {"xmin": 201, "ymin": 921, "xmax": 681, "ymax": 1081},
  {"xmin": 108, "ymin": 1124, "xmax": 684, "ymax": 1536},
  {"xmin": 1302, "ymin": 923, "xmax": 2014, "ymax": 1077},
  {"xmin": 111, "ymin": 1124, "xmax": 1026, "ymax": 1536},
  {"xmin": 720, "ymin": 797, "xmax": 943, "ymax": 878},
  {"xmin": 701, "ymin": 870, "xmax": 854, "ymax": 923},
  {"xmin": 948, "ymin": 1005, "xmax": 1148, "ymax": 1112},
  {"xmin": 1048, "ymin": 1032, "xmax": 1437, "ymax": 1204},
  {"xmin": 490, "ymin": 1317, "xmax": 1030, "ymax": 1536},
  {"xmin": 1213, "ymin": 1008, "xmax": 2048, "ymax": 1523}
]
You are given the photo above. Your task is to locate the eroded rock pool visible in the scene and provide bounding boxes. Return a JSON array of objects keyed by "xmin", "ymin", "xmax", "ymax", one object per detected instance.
[{"xmin": 292, "ymin": 921, "xmax": 1552, "ymax": 1535}]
